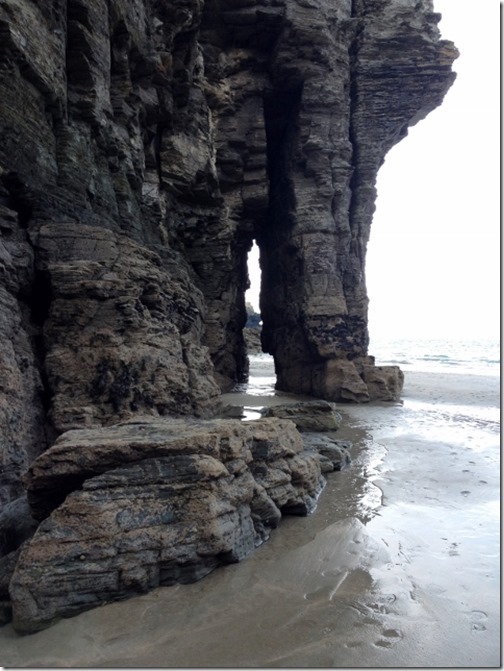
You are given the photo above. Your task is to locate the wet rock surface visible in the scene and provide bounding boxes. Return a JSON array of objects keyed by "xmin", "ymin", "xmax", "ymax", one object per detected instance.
[{"xmin": 302, "ymin": 434, "xmax": 352, "ymax": 473}]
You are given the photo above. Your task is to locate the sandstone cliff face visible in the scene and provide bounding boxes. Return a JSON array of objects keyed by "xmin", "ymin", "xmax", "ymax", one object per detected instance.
[
  {"xmin": 0, "ymin": 0, "xmax": 456, "ymax": 503},
  {"xmin": 0, "ymin": 0, "xmax": 457, "ymax": 632}
]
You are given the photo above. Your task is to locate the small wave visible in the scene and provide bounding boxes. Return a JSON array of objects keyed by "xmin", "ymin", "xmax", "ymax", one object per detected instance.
[{"xmin": 420, "ymin": 354, "xmax": 451, "ymax": 361}]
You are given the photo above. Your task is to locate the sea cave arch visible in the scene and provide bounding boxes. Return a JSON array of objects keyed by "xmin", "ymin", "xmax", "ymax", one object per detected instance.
[{"xmin": 195, "ymin": 0, "xmax": 456, "ymax": 404}]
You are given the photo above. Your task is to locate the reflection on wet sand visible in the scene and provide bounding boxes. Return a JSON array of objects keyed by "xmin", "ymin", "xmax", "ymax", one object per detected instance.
[{"xmin": 0, "ymin": 355, "xmax": 500, "ymax": 668}]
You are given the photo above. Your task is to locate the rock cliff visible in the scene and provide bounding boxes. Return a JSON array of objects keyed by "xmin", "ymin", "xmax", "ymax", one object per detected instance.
[{"xmin": 0, "ymin": 0, "xmax": 457, "ymax": 633}]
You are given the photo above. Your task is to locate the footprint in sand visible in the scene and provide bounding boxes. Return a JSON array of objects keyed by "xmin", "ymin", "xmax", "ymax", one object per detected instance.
[
  {"xmin": 448, "ymin": 542, "xmax": 459, "ymax": 557},
  {"xmin": 367, "ymin": 594, "xmax": 397, "ymax": 615},
  {"xmin": 469, "ymin": 610, "xmax": 488, "ymax": 632},
  {"xmin": 374, "ymin": 628, "xmax": 403, "ymax": 648}
]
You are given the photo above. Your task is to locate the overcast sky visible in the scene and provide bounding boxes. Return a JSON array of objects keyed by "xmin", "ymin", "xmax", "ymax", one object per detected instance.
[
  {"xmin": 247, "ymin": 1, "xmax": 500, "ymax": 342},
  {"xmin": 366, "ymin": 0, "xmax": 500, "ymax": 342}
]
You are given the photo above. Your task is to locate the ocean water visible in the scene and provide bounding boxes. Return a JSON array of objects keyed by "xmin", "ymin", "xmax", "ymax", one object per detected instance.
[
  {"xmin": 369, "ymin": 336, "xmax": 500, "ymax": 377},
  {"xmin": 370, "ymin": 336, "xmax": 501, "ymax": 430},
  {"xmin": 243, "ymin": 336, "xmax": 500, "ymax": 394},
  {"xmin": 241, "ymin": 337, "xmax": 501, "ymax": 428}
]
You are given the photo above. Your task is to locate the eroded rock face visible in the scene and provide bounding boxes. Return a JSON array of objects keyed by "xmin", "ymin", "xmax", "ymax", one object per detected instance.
[
  {"xmin": 0, "ymin": 1, "xmax": 457, "ymax": 503},
  {"xmin": 0, "ymin": 0, "xmax": 457, "ymax": 632},
  {"xmin": 9, "ymin": 417, "xmax": 323, "ymax": 633},
  {"xmin": 34, "ymin": 222, "xmax": 221, "ymax": 432},
  {"xmin": 255, "ymin": 1, "xmax": 458, "ymax": 402}
]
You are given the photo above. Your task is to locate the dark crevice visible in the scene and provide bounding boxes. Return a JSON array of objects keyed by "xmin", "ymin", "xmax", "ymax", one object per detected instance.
[
  {"xmin": 154, "ymin": 123, "xmax": 164, "ymax": 183},
  {"xmin": 27, "ymin": 475, "xmax": 89, "ymax": 522},
  {"xmin": 344, "ymin": 17, "xmax": 365, "ymax": 302},
  {"xmin": 1, "ymin": 173, "xmax": 33, "ymax": 229},
  {"xmin": 28, "ymin": 269, "xmax": 52, "ymax": 328},
  {"xmin": 258, "ymin": 87, "xmax": 302, "ymax": 356},
  {"xmin": 67, "ymin": 0, "xmax": 92, "ymax": 31},
  {"xmin": 27, "ymin": 270, "xmax": 54, "ymax": 433},
  {"xmin": 347, "ymin": 20, "xmax": 363, "ymax": 209},
  {"xmin": 262, "ymin": 87, "xmax": 303, "ymax": 241},
  {"xmin": 258, "ymin": 86, "xmax": 302, "ymax": 311}
]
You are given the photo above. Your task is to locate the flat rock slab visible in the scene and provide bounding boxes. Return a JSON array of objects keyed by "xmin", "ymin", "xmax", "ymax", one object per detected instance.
[{"xmin": 262, "ymin": 401, "xmax": 343, "ymax": 432}]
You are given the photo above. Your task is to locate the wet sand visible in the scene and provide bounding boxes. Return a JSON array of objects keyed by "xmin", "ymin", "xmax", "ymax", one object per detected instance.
[{"xmin": 0, "ymin": 366, "xmax": 500, "ymax": 668}]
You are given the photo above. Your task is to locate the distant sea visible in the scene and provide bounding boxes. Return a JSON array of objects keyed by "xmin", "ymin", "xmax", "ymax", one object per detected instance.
[
  {"xmin": 369, "ymin": 336, "xmax": 500, "ymax": 377},
  {"xmin": 242, "ymin": 336, "xmax": 500, "ymax": 402}
]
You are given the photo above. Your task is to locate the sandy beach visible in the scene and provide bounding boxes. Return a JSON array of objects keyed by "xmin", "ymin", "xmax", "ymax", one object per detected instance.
[{"xmin": 0, "ymin": 362, "xmax": 500, "ymax": 668}]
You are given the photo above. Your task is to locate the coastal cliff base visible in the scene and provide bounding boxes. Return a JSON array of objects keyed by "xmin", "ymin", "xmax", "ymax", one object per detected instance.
[{"xmin": 3, "ymin": 412, "xmax": 352, "ymax": 633}]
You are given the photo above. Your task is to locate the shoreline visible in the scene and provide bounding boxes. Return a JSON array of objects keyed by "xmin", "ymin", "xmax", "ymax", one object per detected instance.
[
  {"xmin": 0, "ymin": 366, "xmax": 500, "ymax": 667},
  {"xmin": 222, "ymin": 367, "xmax": 500, "ymax": 422}
]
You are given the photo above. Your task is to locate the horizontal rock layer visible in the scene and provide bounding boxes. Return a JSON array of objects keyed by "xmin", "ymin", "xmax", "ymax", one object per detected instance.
[{"xmin": 262, "ymin": 400, "xmax": 343, "ymax": 432}]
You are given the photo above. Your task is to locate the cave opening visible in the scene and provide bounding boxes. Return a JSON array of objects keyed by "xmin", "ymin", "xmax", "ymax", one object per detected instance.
[
  {"xmin": 238, "ymin": 86, "xmax": 302, "ymax": 389},
  {"xmin": 240, "ymin": 239, "xmax": 276, "ymax": 396},
  {"xmin": 244, "ymin": 240, "xmax": 263, "ymax": 360},
  {"xmin": 245, "ymin": 241, "xmax": 261, "ymax": 325}
]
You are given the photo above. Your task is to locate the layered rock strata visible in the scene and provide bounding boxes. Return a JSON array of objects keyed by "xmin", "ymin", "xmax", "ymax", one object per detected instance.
[
  {"xmin": 9, "ymin": 417, "xmax": 326, "ymax": 633},
  {"xmin": 0, "ymin": 1, "xmax": 457, "ymax": 497},
  {"xmin": 0, "ymin": 0, "xmax": 457, "ymax": 634},
  {"xmin": 263, "ymin": 400, "xmax": 343, "ymax": 432},
  {"xmin": 256, "ymin": 2, "xmax": 457, "ymax": 401}
]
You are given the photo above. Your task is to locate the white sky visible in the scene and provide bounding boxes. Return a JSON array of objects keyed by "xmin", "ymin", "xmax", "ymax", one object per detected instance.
[
  {"xmin": 366, "ymin": 0, "xmax": 500, "ymax": 341},
  {"xmin": 246, "ymin": 1, "xmax": 500, "ymax": 341}
]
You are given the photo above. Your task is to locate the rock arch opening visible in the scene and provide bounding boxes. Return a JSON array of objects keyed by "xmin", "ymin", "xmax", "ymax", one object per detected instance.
[
  {"xmin": 245, "ymin": 241, "xmax": 261, "ymax": 320},
  {"xmin": 244, "ymin": 240, "xmax": 263, "ymax": 360}
]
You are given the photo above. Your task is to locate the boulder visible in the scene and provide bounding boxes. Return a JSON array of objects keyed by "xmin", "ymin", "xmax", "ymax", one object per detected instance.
[
  {"xmin": 302, "ymin": 434, "xmax": 352, "ymax": 473},
  {"xmin": 9, "ymin": 417, "xmax": 324, "ymax": 633},
  {"xmin": 361, "ymin": 365, "xmax": 405, "ymax": 403}
]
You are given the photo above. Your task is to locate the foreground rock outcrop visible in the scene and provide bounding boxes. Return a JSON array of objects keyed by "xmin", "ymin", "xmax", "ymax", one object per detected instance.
[
  {"xmin": 9, "ymin": 417, "xmax": 327, "ymax": 633},
  {"xmin": 0, "ymin": 0, "xmax": 457, "ymax": 634}
]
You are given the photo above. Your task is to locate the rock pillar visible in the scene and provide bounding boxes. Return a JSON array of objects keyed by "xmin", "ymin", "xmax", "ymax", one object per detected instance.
[{"xmin": 255, "ymin": 0, "xmax": 458, "ymax": 401}]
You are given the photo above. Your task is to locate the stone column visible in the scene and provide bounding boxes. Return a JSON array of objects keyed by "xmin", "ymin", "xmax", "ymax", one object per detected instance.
[{"xmin": 258, "ymin": 0, "xmax": 457, "ymax": 401}]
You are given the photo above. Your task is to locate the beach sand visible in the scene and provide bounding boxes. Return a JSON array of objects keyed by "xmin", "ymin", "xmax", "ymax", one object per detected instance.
[{"xmin": 0, "ymin": 366, "xmax": 500, "ymax": 668}]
